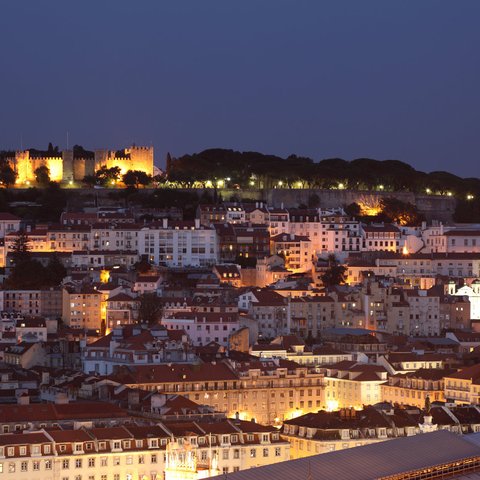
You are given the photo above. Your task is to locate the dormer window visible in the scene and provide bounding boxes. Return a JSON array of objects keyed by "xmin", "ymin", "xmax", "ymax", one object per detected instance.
[
  {"xmin": 123, "ymin": 441, "xmax": 131, "ymax": 449},
  {"xmin": 99, "ymin": 442, "xmax": 106, "ymax": 450},
  {"xmin": 113, "ymin": 441, "xmax": 121, "ymax": 449},
  {"xmin": 150, "ymin": 439, "xmax": 158, "ymax": 448},
  {"xmin": 75, "ymin": 444, "xmax": 83, "ymax": 452}
]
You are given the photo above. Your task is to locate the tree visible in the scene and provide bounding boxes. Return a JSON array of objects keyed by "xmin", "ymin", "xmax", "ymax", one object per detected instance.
[
  {"xmin": 0, "ymin": 164, "xmax": 17, "ymax": 187},
  {"xmin": 34, "ymin": 165, "xmax": 50, "ymax": 186},
  {"xmin": 380, "ymin": 197, "xmax": 424, "ymax": 226},
  {"xmin": 44, "ymin": 254, "xmax": 67, "ymax": 285},
  {"xmin": 82, "ymin": 175, "xmax": 97, "ymax": 188},
  {"xmin": 344, "ymin": 202, "xmax": 361, "ymax": 217},
  {"xmin": 321, "ymin": 254, "xmax": 347, "ymax": 287},
  {"xmin": 122, "ymin": 170, "xmax": 152, "ymax": 189},
  {"xmin": 10, "ymin": 230, "xmax": 31, "ymax": 265},
  {"xmin": 138, "ymin": 293, "xmax": 163, "ymax": 325},
  {"xmin": 134, "ymin": 258, "xmax": 151, "ymax": 274},
  {"xmin": 96, "ymin": 166, "xmax": 121, "ymax": 186}
]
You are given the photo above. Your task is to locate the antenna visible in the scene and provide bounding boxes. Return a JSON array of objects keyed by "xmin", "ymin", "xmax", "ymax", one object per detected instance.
[
  {"xmin": 20, "ymin": 132, "xmax": 23, "ymax": 151},
  {"xmin": 67, "ymin": 131, "xmax": 69, "ymax": 150}
]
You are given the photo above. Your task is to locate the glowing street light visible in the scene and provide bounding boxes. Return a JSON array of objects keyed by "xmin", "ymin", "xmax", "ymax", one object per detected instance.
[
  {"xmin": 278, "ymin": 180, "xmax": 283, "ymax": 187},
  {"xmin": 378, "ymin": 185, "xmax": 384, "ymax": 190},
  {"xmin": 426, "ymin": 188, "xmax": 431, "ymax": 194},
  {"xmin": 249, "ymin": 180, "xmax": 255, "ymax": 186},
  {"xmin": 217, "ymin": 179, "xmax": 224, "ymax": 187},
  {"xmin": 447, "ymin": 191, "xmax": 453, "ymax": 197},
  {"xmin": 226, "ymin": 177, "xmax": 231, "ymax": 181},
  {"xmin": 338, "ymin": 183, "xmax": 344, "ymax": 189}
]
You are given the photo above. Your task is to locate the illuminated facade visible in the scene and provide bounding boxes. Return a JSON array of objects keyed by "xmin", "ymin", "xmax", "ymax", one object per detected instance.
[
  {"xmin": 0, "ymin": 420, "xmax": 288, "ymax": 480},
  {"xmin": 114, "ymin": 360, "xmax": 325, "ymax": 425},
  {"xmin": 7, "ymin": 145, "xmax": 154, "ymax": 185}
]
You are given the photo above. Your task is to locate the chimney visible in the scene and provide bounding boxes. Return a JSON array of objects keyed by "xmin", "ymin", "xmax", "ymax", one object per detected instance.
[
  {"xmin": 194, "ymin": 218, "xmax": 200, "ymax": 229},
  {"xmin": 162, "ymin": 218, "xmax": 168, "ymax": 229}
]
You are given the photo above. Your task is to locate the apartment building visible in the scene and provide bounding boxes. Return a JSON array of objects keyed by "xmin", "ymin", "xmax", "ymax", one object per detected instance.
[
  {"xmin": 83, "ymin": 325, "xmax": 194, "ymax": 375},
  {"xmin": 381, "ymin": 369, "xmax": 452, "ymax": 407},
  {"xmin": 0, "ymin": 213, "xmax": 21, "ymax": 239},
  {"xmin": 0, "ymin": 419, "xmax": 289, "ymax": 480},
  {"xmin": 444, "ymin": 364, "xmax": 480, "ymax": 405},
  {"xmin": 282, "ymin": 406, "xmax": 417, "ymax": 459},
  {"xmin": 62, "ymin": 285, "xmax": 121, "ymax": 331},
  {"xmin": 238, "ymin": 288, "xmax": 289, "ymax": 339},
  {"xmin": 362, "ymin": 224, "xmax": 401, "ymax": 253},
  {"xmin": 322, "ymin": 362, "xmax": 388, "ymax": 410},
  {"xmin": 0, "ymin": 288, "xmax": 62, "ymax": 318},
  {"xmin": 161, "ymin": 311, "xmax": 240, "ymax": 347},
  {"xmin": 111, "ymin": 359, "xmax": 325, "ymax": 425},
  {"xmin": 139, "ymin": 219, "xmax": 218, "ymax": 268},
  {"xmin": 270, "ymin": 233, "xmax": 313, "ymax": 273},
  {"xmin": 289, "ymin": 296, "xmax": 336, "ymax": 337},
  {"xmin": 105, "ymin": 293, "xmax": 140, "ymax": 330}
]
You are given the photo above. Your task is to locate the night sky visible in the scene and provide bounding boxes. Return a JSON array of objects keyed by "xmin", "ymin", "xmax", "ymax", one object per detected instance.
[{"xmin": 1, "ymin": 1, "xmax": 479, "ymax": 175}]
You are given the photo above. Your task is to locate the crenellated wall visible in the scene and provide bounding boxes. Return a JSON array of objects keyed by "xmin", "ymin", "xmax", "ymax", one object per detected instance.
[
  {"xmin": 10, "ymin": 146, "xmax": 154, "ymax": 184},
  {"xmin": 95, "ymin": 146, "xmax": 154, "ymax": 176}
]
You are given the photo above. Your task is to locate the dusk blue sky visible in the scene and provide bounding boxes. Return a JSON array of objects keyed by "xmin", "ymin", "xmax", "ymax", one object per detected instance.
[{"xmin": 1, "ymin": 1, "xmax": 479, "ymax": 176}]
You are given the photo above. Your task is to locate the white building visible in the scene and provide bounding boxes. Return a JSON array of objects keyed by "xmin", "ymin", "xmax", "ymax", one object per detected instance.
[{"xmin": 139, "ymin": 219, "xmax": 218, "ymax": 268}]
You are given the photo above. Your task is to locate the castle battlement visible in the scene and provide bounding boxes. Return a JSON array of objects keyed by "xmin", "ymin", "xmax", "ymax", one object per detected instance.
[{"xmin": 10, "ymin": 145, "xmax": 154, "ymax": 185}]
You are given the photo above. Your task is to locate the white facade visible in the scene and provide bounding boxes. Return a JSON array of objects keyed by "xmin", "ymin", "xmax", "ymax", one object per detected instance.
[{"xmin": 139, "ymin": 220, "xmax": 218, "ymax": 268}]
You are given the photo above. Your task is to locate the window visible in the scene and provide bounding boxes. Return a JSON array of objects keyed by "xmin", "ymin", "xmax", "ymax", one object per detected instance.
[
  {"xmin": 126, "ymin": 456, "xmax": 133, "ymax": 465},
  {"xmin": 250, "ymin": 448, "xmax": 256, "ymax": 458},
  {"xmin": 222, "ymin": 450, "xmax": 229, "ymax": 460},
  {"xmin": 233, "ymin": 449, "xmax": 240, "ymax": 459},
  {"xmin": 263, "ymin": 448, "xmax": 269, "ymax": 457},
  {"xmin": 9, "ymin": 463, "xmax": 15, "ymax": 473},
  {"xmin": 63, "ymin": 459, "xmax": 70, "ymax": 469},
  {"xmin": 139, "ymin": 455, "xmax": 145, "ymax": 464},
  {"xmin": 151, "ymin": 454, "xmax": 157, "ymax": 464},
  {"xmin": 113, "ymin": 457, "xmax": 120, "ymax": 466},
  {"xmin": 75, "ymin": 444, "xmax": 83, "ymax": 452},
  {"xmin": 88, "ymin": 458, "xmax": 95, "ymax": 467},
  {"xmin": 275, "ymin": 447, "xmax": 281, "ymax": 457},
  {"xmin": 75, "ymin": 459, "xmax": 82, "ymax": 468},
  {"xmin": 45, "ymin": 460, "xmax": 52, "ymax": 470},
  {"xmin": 101, "ymin": 457, "xmax": 108, "ymax": 467},
  {"xmin": 20, "ymin": 446, "xmax": 27, "ymax": 456},
  {"xmin": 33, "ymin": 461, "xmax": 40, "ymax": 471},
  {"xmin": 21, "ymin": 461, "xmax": 28, "ymax": 472}
]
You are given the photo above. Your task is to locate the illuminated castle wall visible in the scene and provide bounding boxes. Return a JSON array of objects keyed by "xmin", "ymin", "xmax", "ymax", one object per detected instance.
[{"xmin": 9, "ymin": 145, "xmax": 154, "ymax": 185}]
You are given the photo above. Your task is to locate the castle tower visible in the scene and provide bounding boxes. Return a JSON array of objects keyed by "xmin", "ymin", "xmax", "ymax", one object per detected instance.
[{"xmin": 62, "ymin": 150, "xmax": 74, "ymax": 183}]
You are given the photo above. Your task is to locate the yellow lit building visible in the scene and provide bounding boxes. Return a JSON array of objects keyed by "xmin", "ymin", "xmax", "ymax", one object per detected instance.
[
  {"xmin": 381, "ymin": 369, "xmax": 449, "ymax": 408},
  {"xmin": 112, "ymin": 360, "xmax": 325, "ymax": 426}
]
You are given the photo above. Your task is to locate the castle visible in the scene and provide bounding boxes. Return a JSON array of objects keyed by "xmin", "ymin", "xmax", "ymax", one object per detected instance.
[{"xmin": 5, "ymin": 145, "xmax": 154, "ymax": 185}]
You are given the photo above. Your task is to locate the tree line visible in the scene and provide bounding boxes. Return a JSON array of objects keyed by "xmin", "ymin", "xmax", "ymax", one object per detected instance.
[{"xmin": 166, "ymin": 148, "xmax": 480, "ymax": 197}]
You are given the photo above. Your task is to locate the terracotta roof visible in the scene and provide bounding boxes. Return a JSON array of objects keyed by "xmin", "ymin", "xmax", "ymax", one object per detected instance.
[{"xmin": 0, "ymin": 432, "xmax": 50, "ymax": 446}]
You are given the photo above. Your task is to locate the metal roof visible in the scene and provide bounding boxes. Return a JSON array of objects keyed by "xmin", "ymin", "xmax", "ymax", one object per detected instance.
[{"xmin": 212, "ymin": 431, "xmax": 480, "ymax": 480}]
